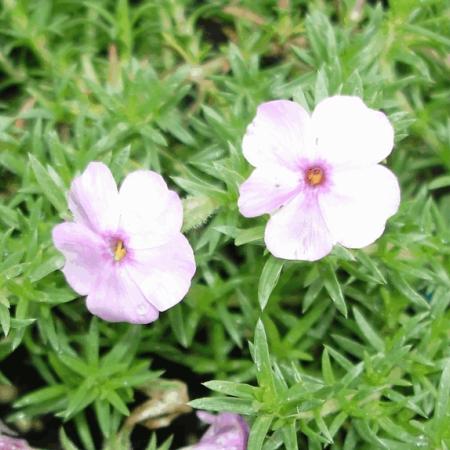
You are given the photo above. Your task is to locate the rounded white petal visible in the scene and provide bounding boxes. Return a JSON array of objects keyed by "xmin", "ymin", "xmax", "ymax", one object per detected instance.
[
  {"xmin": 119, "ymin": 170, "xmax": 183, "ymax": 248},
  {"xmin": 52, "ymin": 222, "xmax": 106, "ymax": 295},
  {"xmin": 238, "ymin": 166, "xmax": 300, "ymax": 218},
  {"xmin": 264, "ymin": 193, "xmax": 335, "ymax": 261},
  {"xmin": 243, "ymin": 100, "xmax": 312, "ymax": 170},
  {"xmin": 319, "ymin": 165, "xmax": 400, "ymax": 248},
  {"xmin": 127, "ymin": 234, "xmax": 196, "ymax": 311},
  {"xmin": 86, "ymin": 264, "xmax": 159, "ymax": 324},
  {"xmin": 68, "ymin": 162, "xmax": 120, "ymax": 234},
  {"xmin": 311, "ymin": 96, "xmax": 394, "ymax": 167}
]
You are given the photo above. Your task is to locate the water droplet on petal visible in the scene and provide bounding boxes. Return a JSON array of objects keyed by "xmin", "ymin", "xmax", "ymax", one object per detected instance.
[{"xmin": 137, "ymin": 303, "xmax": 149, "ymax": 316}]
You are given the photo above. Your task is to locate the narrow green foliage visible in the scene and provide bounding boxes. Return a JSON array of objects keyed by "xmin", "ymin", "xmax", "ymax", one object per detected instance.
[
  {"xmin": 258, "ymin": 257, "xmax": 283, "ymax": 311},
  {"xmin": 0, "ymin": 0, "xmax": 448, "ymax": 449}
]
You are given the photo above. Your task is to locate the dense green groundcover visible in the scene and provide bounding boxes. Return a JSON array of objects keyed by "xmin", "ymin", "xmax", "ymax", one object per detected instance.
[{"xmin": 0, "ymin": 0, "xmax": 449, "ymax": 449}]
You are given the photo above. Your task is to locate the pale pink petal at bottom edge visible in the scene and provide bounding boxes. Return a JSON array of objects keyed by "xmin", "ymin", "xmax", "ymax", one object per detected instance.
[
  {"xmin": 238, "ymin": 166, "xmax": 300, "ymax": 218},
  {"xmin": 319, "ymin": 164, "xmax": 400, "ymax": 248},
  {"xmin": 127, "ymin": 234, "xmax": 196, "ymax": 312},
  {"xmin": 52, "ymin": 222, "xmax": 106, "ymax": 296},
  {"xmin": 264, "ymin": 192, "xmax": 336, "ymax": 261},
  {"xmin": 0, "ymin": 434, "xmax": 31, "ymax": 450},
  {"xmin": 86, "ymin": 264, "xmax": 159, "ymax": 324},
  {"xmin": 195, "ymin": 412, "xmax": 249, "ymax": 450}
]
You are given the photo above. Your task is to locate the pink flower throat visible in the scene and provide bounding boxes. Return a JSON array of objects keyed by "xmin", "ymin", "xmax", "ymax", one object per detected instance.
[
  {"xmin": 305, "ymin": 166, "xmax": 325, "ymax": 186},
  {"xmin": 105, "ymin": 232, "xmax": 131, "ymax": 263},
  {"xmin": 113, "ymin": 239, "xmax": 127, "ymax": 261}
]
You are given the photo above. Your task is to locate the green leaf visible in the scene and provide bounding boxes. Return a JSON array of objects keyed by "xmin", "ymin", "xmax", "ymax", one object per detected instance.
[
  {"xmin": 314, "ymin": 68, "xmax": 329, "ymax": 102},
  {"xmin": 64, "ymin": 380, "xmax": 97, "ymax": 420},
  {"xmin": 258, "ymin": 257, "xmax": 283, "ymax": 310},
  {"xmin": 253, "ymin": 320, "xmax": 275, "ymax": 394},
  {"xmin": 182, "ymin": 195, "xmax": 219, "ymax": 232},
  {"xmin": 355, "ymin": 251, "xmax": 386, "ymax": 284},
  {"xmin": 95, "ymin": 399, "xmax": 111, "ymax": 438},
  {"xmin": 74, "ymin": 412, "xmax": 95, "ymax": 450},
  {"xmin": 321, "ymin": 263, "xmax": 347, "ymax": 317},
  {"xmin": 59, "ymin": 427, "xmax": 79, "ymax": 450},
  {"xmin": 203, "ymin": 380, "xmax": 257, "ymax": 399},
  {"xmin": 28, "ymin": 254, "xmax": 64, "ymax": 282},
  {"xmin": 28, "ymin": 154, "xmax": 67, "ymax": 215},
  {"xmin": 168, "ymin": 305, "xmax": 188, "ymax": 348},
  {"xmin": 428, "ymin": 174, "xmax": 450, "ymax": 190},
  {"xmin": 58, "ymin": 354, "xmax": 91, "ymax": 377},
  {"xmin": 321, "ymin": 348, "xmax": 335, "ymax": 384},
  {"xmin": 390, "ymin": 276, "xmax": 430, "ymax": 309},
  {"xmin": 247, "ymin": 415, "xmax": 273, "ymax": 450},
  {"xmin": 14, "ymin": 384, "xmax": 66, "ymax": 408},
  {"xmin": 85, "ymin": 318, "xmax": 99, "ymax": 366},
  {"xmin": 106, "ymin": 390, "xmax": 129, "ymax": 416},
  {"xmin": 434, "ymin": 359, "xmax": 450, "ymax": 424},
  {"xmin": 0, "ymin": 203, "xmax": 19, "ymax": 228},
  {"xmin": 189, "ymin": 396, "xmax": 254, "ymax": 415},
  {"xmin": 282, "ymin": 421, "xmax": 299, "ymax": 450},
  {"xmin": 0, "ymin": 304, "xmax": 10, "ymax": 336},
  {"xmin": 353, "ymin": 307, "xmax": 385, "ymax": 352},
  {"xmin": 217, "ymin": 302, "xmax": 242, "ymax": 348},
  {"xmin": 235, "ymin": 226, "xmax": 265, "ymax": 246}
]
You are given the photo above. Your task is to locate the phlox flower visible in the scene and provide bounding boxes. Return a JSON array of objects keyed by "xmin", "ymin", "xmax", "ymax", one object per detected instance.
[
  {"xmin": 190, "ymin": 412, "xmax": 249, "ymax": 450},
  {"xmin": 0, "ymin": 421, "xmax": 31, "ymax": 450},
  {"xmin": 0, "ymin": 434, "xmax": 31, "ymax": 450},
  {"xmin": 238, "ymin": 96, "xmax": 401, "ymax": 261},
  {"xmin": 53, "ymin": 162, "xmax": 195, "ymax": 324}
]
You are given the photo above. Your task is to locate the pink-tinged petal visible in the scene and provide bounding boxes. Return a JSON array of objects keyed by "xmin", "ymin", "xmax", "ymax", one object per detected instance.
[
  {"xmin": 0, "ymin": 434, "xmax": 32, "ymax": 450},
  {"xmin": 238, "ymin": 166, "xmax": 300, "ymax": 217},
  {"xmin": 68, "ymin": 162, "xmax": 120, "ymax": 234},
  {"xmin": 311, "ymin": 96, "xmax": 394, "ymax": 167},
  {"xmin": 264, "ymin": 193, "xmax": 335, "ymax": 261},
  {"xmin": 127, "ymin": 234, "xmax": 195, "ymax": 312},
  {"xmin": 243, "ymin": 100, "xmax": 312, "ymax": 170},
  {"xmin": 52, "ymin": 222, "xmax": 106, "ymax": 296},
  {"xmin": 194, "ymin": 412, "xmax": 249, "ymax": 450},
  {"xmin": 86, "ymin": 264, "xmax": 159, "ymax": 324},
  {"xmin": 320, "ymin": 165, "xmax": 400, "ymax": 248},
  {"xmin": 119, "ymin": 170, "xmax": 183, "ymax": 249}
]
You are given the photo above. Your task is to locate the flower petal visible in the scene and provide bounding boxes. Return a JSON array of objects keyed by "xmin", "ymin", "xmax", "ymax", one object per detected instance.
[
  {"xmin": 86, "ymin": 264, "xmax": 159, "ymax": 324},
  {"xmin": 195, "ymin": 412, "xmax": 249, "ymax": 450},
  {"xmin": 0, "ymin": 435, "xmax": 31, "ymax": 450},
  {"xmin": 238, "ymin": 166, "xmax": 300, "ymax": 217},
  {"xmin": 264, "ymin": 193, "xmax": 335, "ymax": 261},
  {"xmin": 311, "ymin": 96, "xmax": 394, "ymax": 167},
  {"xmin": 52, "ymin": 222, "xmax": 106, "ymax": 296},
  {"xmin": 242, "ymin": 100, "xmax": 312, "ymax": 170},
  {"xmin": 68, "ymin": 162, "xmax": 120, "ymax": 234},
  {"xmin": 119, "ymin": 170, "xmax": 183, "ymax": 249},
  {"xmin": 127, "ymin": 234, "xmax": 195, "ymax": 312},
  {"xmin": 319, "ymin": 165, "xmax": 400, "ymax": 248}
]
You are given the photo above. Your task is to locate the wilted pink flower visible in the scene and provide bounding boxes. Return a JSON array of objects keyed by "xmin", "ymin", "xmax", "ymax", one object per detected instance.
[
  {"xmin": 192, "ymin": 412, "xmax": 249, "ymax": 450},
  {"xmin": 238, "ymin": 96, "xmax": 401, "ymax": 261},
  {"xmin": 53, "ymin": 162, "xmax": 195, "ymax": 324},
  {"xmin": 0, "ymin": 434, "xmax": 31, "ymax": 450}
]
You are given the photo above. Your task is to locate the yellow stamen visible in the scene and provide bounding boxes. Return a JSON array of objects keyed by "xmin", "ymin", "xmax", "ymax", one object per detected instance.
[
  {"xmin": 114, "ymin": 240, "xmax": 127, "ymax": 262},
  {"xmin": 306, "ymin": 167, "xmax": 324, "ymax": 186}
]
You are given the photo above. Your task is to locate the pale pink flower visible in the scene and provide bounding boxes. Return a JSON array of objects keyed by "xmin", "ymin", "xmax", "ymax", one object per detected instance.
[
  {"xmin": 52, "ymin": 162, "xmax": 195, "ymax": 324},
  {"xmin": 238, "ymin": 96, "xmax": 401, "ymax": 261},
  {"xmin": 191, "ymin": 412, "xmax": 249, "ymax": 450},
  {"xmin": 0, "ymin": 434, "xmax": 31, "ymax": 450}
]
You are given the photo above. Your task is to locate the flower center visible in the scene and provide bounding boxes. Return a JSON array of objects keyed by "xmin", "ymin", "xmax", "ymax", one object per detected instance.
[
  {"xmin": 305, "ymin": 167, "xmax": 325, "ymax": 186},
  {"xmin": 113, "ymin": 239, "xmax": 127, "ymax": 262}
]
